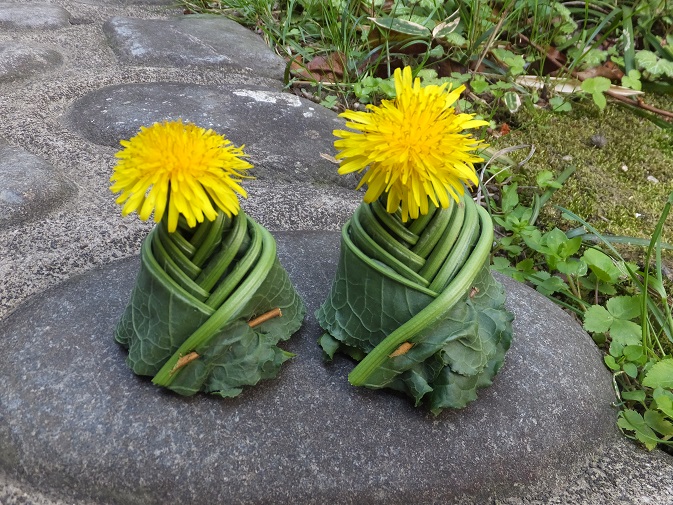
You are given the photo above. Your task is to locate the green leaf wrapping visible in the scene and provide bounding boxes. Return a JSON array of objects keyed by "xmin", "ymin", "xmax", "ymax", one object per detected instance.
[
  {"xmin": 115, "ymin": 210, "xmax": 305, "ymax": 397},
  {"xmin": 317, "ymin": 196, "xmax": 513, "ymax": 413}
]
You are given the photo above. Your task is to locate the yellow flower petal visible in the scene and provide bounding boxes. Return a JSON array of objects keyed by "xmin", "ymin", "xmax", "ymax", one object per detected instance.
[
  {"xmin": 334, "ymin": 67, "xmax": 487, "ymax": 221},
  {"xmin": 110, "ymin": 119, "xmax": 252, "ymax": 232}
]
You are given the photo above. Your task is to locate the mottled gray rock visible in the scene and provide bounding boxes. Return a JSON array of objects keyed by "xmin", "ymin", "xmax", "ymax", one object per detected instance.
[
  {"xmin": 0, "ymin": 43, "xmax": 62, "ymax": 82},
  {"xmin": 63, "ymin": 82, "xmax": 357, "ymax": 188},
  {"xmin": 0, "ymin": 140, "xmax": 73, "ymax": 226},
  {"xmin": 0, "ymin": 231, "xmax": 621, "ymax": 505},
  {"xmin": 0, "ymin": 3, "xmax": 70, "ymax": 30},
  {"xmin": 103, "ymin": 15, "xmax": 285, "ymax": 80}
]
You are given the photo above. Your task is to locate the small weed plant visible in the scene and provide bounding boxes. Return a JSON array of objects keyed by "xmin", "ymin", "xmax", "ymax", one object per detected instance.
[{"xmin": 486, "ymin": 155, "xmax": 673, "ymax": 453}]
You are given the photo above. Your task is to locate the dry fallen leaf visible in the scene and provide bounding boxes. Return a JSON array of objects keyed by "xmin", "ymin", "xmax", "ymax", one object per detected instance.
[
  {"xmin": 575, "ymin": 62, "xmax": 624, "ymax": 82},
  {"xmin": 290, "ymin": 52, "xmax": 346, "ymax": 83}
]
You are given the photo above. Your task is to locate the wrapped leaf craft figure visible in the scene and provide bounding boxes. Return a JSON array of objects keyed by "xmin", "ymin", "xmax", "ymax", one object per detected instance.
[
  {"xmin": 317, "ymin": 67, "xmax": 513, "ymax": 413},
  {"xmin": 111, "ymin": 120, "xmax": 305, "ymax": 397}
]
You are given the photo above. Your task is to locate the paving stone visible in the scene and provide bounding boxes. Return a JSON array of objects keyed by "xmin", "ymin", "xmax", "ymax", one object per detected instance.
[
  {"xmin": 0, "ymin": 43, "xmax": 62, "ymax": 82},
  {"xmin": 63, "ymin": 82, "xmax": 357, "ymax": 188},
  {"xmin": 0, "ymin": 231, "xmax": 619, "ymax": 505},
  {"xmin": 74, "ymin": 0, "xmax": 173, "ymax": 4},
  {"xmin": 103, "ymin": 15, "xmax": 285, "ymax": 80},
  {"xmin": 0, "ymin": 3, "xmax": 70, "ymax": 30},
  {"xmin": 0, "ymin": 140, "xmax": 73, "ymax": 226}
]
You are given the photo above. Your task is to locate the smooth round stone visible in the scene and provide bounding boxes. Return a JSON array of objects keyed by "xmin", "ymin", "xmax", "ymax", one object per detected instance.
[
  {"xmin": 0, "ymin": 140, "xmax": 73, "ymax": 225},
  {"xmin": 0, "ymin": 231, "xmax": 619, "ymax": 505},
  {"xmin": 0, "ymin": 43, "xmax": 62, "ymax": 82},
  {"xmin": 63, "ymin": 83, "xmax": 356, "ymax": 188},
  {"xmin": 0, "ymin": 3, "xmax": 70, "ymax": 29},
  {"xmin": 103, "ymin": 15, "xmax": 285, "ymax": 80}
]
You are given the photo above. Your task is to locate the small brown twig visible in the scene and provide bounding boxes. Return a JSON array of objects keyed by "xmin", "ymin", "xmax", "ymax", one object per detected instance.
[
  {"xmin": 606, "ymin": 93, "xmax": 673, "ymax": 119},
  {"xmin": 248, "ymin": 307, "xmax": 283, "ymax": 328},
  {"xmin": 170, "ymin": 352, "xmax": 200, "ymax": 375}
]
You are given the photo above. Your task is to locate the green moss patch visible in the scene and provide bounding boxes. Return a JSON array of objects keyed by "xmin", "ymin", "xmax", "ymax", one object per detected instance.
[{"xmin": 492, "ymin": 97, "xmax": 673, "ymax": 257}]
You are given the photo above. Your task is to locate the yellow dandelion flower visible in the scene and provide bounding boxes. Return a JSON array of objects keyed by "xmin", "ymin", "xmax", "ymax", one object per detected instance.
[
  {"xmin": 333, "ymin": 67, "xmax": 488, "ymax": 221},
  {"xmin": 110, "ymin": 120, "xmax": 252, "ymax": 232}
]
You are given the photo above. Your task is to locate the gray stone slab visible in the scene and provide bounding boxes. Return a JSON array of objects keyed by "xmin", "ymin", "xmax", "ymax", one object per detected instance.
[
  {"xmin": 63, "ymin": 82, "xmax": 358, "ymax": 188},
  {"xmin": 0, "ymin": 140, "xmax": 74, "ymax": 226},
  {"xmin": 0, "ymin": 3, "xmax": 70, "ymax": 29},
  {"xmin": 102, "ymin": 15, "xmax": 285, "ymax": 80},
  {"xmin": 0, "ymin": 43, "xmax": 62, "ymax": 82},
  {"xmin": 0, "ymin": 231, "xmax": 620, "ymax": 505}
]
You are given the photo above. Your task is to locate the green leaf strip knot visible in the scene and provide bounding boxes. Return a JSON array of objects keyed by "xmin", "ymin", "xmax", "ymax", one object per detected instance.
[
  {"xmin": 114, "ymin": 209, "xmax": 305, "ymax": 397},
  {"xmin": 349, "ymin": 200, "xmax": 494, "ymax": 386},
  {"xmin": 317, "ymin": 194, "xmax": 513, "ymax": 412}
]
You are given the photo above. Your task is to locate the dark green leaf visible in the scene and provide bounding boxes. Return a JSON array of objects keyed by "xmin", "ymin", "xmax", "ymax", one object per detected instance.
[
  {"xmin": 319, "ymin": 333, "xmax": 340, "ymax": 360},
  {"xmin": 317, "ymin": 205, "xmax": 512, "ymax": 414}
]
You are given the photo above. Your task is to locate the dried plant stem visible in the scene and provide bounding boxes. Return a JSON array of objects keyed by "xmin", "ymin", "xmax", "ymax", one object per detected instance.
[
  {"xmin": 170, "ymin": 352, "xmax": 200, "ymax": 374},
  {"xmin": 248, "ymin": 307, "xmax": 283, "ymax": 328},
  {"xmin": 518, "ymin": 33, "xmax": 673, "ymax": 120}
]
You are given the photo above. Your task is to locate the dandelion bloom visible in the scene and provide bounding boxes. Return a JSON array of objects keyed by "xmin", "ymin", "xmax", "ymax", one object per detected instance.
[
  {"xmin": 110, "ymin": 120, "xmax": 252, "ymax": 232},
  {"xmin": 334, "ymin": 67, "xmax": 488, "ymax": 221}
]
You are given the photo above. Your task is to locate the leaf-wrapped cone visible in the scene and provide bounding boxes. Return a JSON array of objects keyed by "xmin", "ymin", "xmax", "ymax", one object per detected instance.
[
  {"xmin": 115, "ymin": 210, "xmax": 305, "ymax": 397},
  {"xmin": 316, "ymin": 197, "xmax": 513, "ymax": 413}
]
